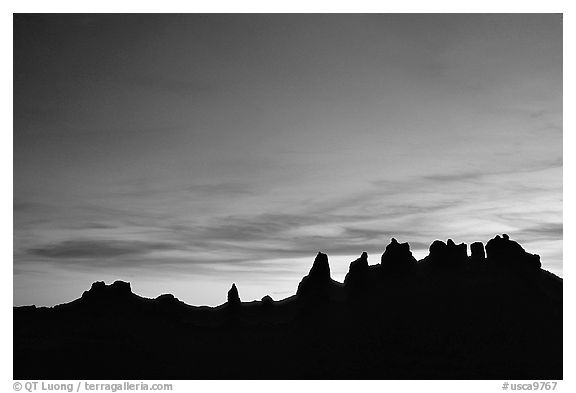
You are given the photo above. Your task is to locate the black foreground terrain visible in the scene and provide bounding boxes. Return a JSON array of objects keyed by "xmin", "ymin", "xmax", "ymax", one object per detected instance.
[{"xmin": 14, "ymin": 234, "xmax": 562, "ymax": 379}]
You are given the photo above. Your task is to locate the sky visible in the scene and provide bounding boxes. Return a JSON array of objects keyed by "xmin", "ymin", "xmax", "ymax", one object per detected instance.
[{"xmin": 13, "ymin": 14, "xmax": 562, "ymax": 306}]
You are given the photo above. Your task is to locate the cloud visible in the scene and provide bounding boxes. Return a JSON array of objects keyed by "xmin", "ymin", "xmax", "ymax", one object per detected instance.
[
  {"xmin": 175, "ymin": 204, "xmax": 450, "ymax": 260},
  {"xmin": 29, "ymin": 240, "xmax": 174, "ymax": 259},
  {"xmin": 20, "ymin": 180, "xmax": 469, "ymax": 272},
  {"xmin": 512, "ymin": 223, "xmax": 563, "ymax": 241},
  {"xmin": 343, "ymin": 227, "xmax": 417, "ymax": 242},
  {"xmin": 419, "ymin": 158, "xmax": 562, "ymax": 185},
  {"xmin": 422, "ymin": 171, "xmax": 486, "ymax": 183},
  {"xmin": 17, "ymin": 159, "xmax": 561, "ymax": 277},
  {"xmin": 189, "ymin": 182, "xmax": 256, "ymax": 197}
]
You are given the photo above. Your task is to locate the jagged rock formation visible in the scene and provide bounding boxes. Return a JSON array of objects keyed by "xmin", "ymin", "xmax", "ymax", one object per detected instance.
[
  {"xmin": 306, "ymin": 252, "xmax": 330, "ymax": 280},
  {"xmin": 381, "ymin": 237, "xmax": 416, "ymax": 272},
  {"xmin": 470, "ymin": 241, "xmax": 486, "ymax": 262},
  {"xmin": 227, "ymin": 283, "xmax": 241, "ymax": 306},
  {"xmin": 422, "ymin": 239, "xmax": 468, "ymax": 268},
  {"xmin": 14, "ymin": 234, "xmax": 561, "ymax": 380},
  {"xmin": 296, "ymin": 252, "xmax": 341, "ymax": 299},
  {"xmin": 81, "ymin": 280, "xmax": 132, "ymax": 299},
  {"xmin": 343, "ymin": 252, "xmax": 368, "ymax": 286},
  {"xmin": 76, "ymin": 280, "xmax": 134, "ymax": 310},
  {"xmin": 486, "ymin": 233, "xmax": 541, "ymax": 269}
]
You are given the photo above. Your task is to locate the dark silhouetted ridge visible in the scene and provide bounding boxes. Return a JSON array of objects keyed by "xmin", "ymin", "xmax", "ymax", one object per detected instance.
[
  {"xmin": 14, "ymin": 234, "xmax": 562, "ymax": 380},
  {"xmin": 486, "ymin": 233, "xmax": 542, "ymax": 269}
]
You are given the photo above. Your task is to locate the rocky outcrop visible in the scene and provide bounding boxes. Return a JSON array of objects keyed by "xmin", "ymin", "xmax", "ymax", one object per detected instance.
[
  {"xmin": 72, "ymin": 280, "xmax": 137, "ymax": 313},
  {"xmin": 423, "ymin": 239, "xmax": 468, "ymax": 268},
  {"xmin": 308, "ymin": 252, "xmax": 330, "ymax": 281},
  {"xmin": 81, "ymin": 280, "xmax": 133, "ymax": 302},
  {"xmin": 89, "ymin": 281, "xmax": 106, "ymax": 292},
  {"xmin": 470, "ymin": 241, "xmax": 486, "ymax": 262},
  {"xmin": 344, "ymin": 252, "xmax": 368, "ymax": 286},
  {"xmin": 296, "ymin": 252, "xmax": 339, "ymax": 298},
  {"xmin": 485, "ymin": 234, "xmax": 541, "ymax": 269},
  {"xmin": 227, "ymin": 283, "xmax": 241, "ymax": 306},
  {"xmin": 381, "ymin": 238, "xmax": 416, "ymax": 272},
  {"xmin": 261, "ymin": 295, "xmax": 274, "ymax": 306},
  {"xmin": 110, "ymin": 280, "xmax": 132, "ymax": 294},
  {"xmin": 156, "ymin": 294, "xmax": 177, "ymax": 304},
  {"xmin": 447, "ymin": 239, "xmax": 468, "ymax": 261}
]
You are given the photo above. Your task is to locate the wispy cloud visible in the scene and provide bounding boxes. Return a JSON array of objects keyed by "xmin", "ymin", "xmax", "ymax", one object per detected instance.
[
  {"xmin": 422, "ymin": 171, "xmax": 486, "ymax": 183},
  {"xmin": 29, "ymin": 240, "xmax": 175, "ymax": 260},
  {"xmin": 189, "ymin": 182, "xmax": 257, "ymax": 197},
  {"xmin": 18, "ymin": 156, "xmax": 562, "ymax": 278},
  {"xmin": 419, "ymin": 158, "xmax": 562, "ymax": 184},
  {"xmin": 512, "ymin": 223, "xmax": 563, "ymax": 241}
]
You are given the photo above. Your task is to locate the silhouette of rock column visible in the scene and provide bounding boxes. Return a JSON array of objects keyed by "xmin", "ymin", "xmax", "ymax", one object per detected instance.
[
  {"xmin": 227, "ymin": 283, "xmax": 241, "ymax": 307},
  {"xmin": 470, "ymin": 241, "xmax": 486, "ymax": 263},
  {"xmin": 380, "ymin": 238, "xmax": 416, "ymax": 274},
  {"xmin": 344, "ymin": 252, "xmax": 369, "ymax": 294},
  {"xmin": 296, "ymin": 252, "xmax": 333, "ymax": 298}
]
